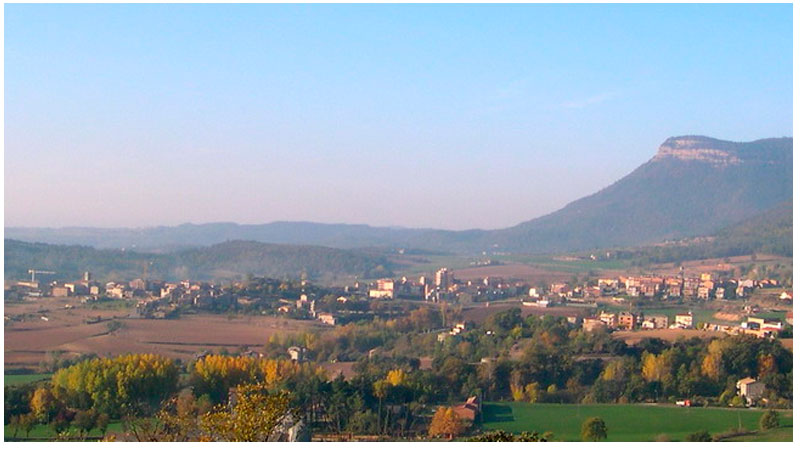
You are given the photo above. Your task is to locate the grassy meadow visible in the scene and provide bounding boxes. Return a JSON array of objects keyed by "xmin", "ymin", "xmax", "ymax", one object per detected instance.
[
  {"xmin": 4, "ymin": 373, "xmax": 52, "ymax": 386},
  {"xmin": 481, "ymin": 402, "xmax": 792, "ymax": 442}
]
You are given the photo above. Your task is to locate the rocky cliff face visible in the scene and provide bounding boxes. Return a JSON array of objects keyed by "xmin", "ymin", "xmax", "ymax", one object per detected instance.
[
  {"xmin": 652, "ymin": 136, "xmax": 743, "ymax": 167},
  {"xmin": 652, "ymin": 135, "xmax": 789, "ymax": 167}
]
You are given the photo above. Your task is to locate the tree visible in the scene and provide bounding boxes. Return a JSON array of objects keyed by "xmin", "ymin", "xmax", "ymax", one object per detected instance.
[
  {"xmin": 72, "ymin": 409, "xmax": 97, "ymax": 439},
  {"xmin": 760, "ymin": 410, "xmax": 780, "ymax": 430},
  {"xmin": 50, "ymin": 410, "xmax": 73, "ymax": 435},
  {"xmin": 524, "ymin": 382, "xmax": 540, "ymax": 403},
  {"xmin": 581, "ymin": 416, "xmax": 607, "ymax": 441},
  {"xmin": 8, "ymin": 415, "xmax": 21, "ymax": 439},
  {"xmin": 686, "ymin": 430, "xmax": 712, "ymax": 442},
  {"xmin": 386, "ymin": 369, "xmax": 407, "ymax": 387},
  {"xmin": 198, "ymin": 384, "xmax": 296, "ymax": 442},
  {"xmin": 95, "ymin": 412, "xmax": 110, "ymax": 437},
  {"xmin": 427, "ymin": 407, "xmax": 465, "ymax": 440},
  {"xmin": 20, "ymin": 413, "xmax": 36, "ymax": 438},
  {"xmin": 468, "ymin": 430, "xmax": 548, "ymax": 441},
  {"xmin": 372, "ymin": 379, "xmax": 390, "ymax": 435},
  {"xmin": 30, "ymin": 387, "xmax": 59, "ymax": 423}
]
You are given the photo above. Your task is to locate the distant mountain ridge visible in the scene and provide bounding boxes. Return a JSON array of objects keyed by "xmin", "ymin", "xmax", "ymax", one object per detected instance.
[
  {"xmin": 6, "ymin": 135, "xmax": 792, "ymax": 255},
  {"xmin": 3, "ymin": 239, "xmax": 394, "ymax": 283}
]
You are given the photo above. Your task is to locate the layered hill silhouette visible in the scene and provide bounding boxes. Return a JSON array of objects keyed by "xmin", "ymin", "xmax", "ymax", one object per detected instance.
[
  {"xmin": 6, "ymin": 135, "xmax": 792, "ymax": 255},
  {"xmin": 4, "ymin": 239, "xmax": 394, "ymax": 283}
]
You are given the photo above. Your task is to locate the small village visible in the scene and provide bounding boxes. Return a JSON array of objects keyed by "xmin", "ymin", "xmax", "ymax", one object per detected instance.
[{"xmin": 6, "ymin": 265, "xmax": 791, "ymax": 342}]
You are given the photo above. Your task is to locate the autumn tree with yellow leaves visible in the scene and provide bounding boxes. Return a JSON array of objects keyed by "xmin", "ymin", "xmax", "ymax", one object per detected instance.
[
  {"xmin": 50, "ymin": 354, "xmax": 179, "ymax": 417},
  {"xmin": 428, "ymin": 407, "xmax": 465, "ymax": 440}
]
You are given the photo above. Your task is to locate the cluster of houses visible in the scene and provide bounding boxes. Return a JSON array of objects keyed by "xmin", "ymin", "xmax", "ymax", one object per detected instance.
[
  {"xmin": 367, "ymin": 268, "xmax": 523, "ymax": 303},
  {"xmin": 582, "ymin": 311, "xmax": 690, "ymax": 332},
  {"xmin": 563, "ymin": 273, "xmax": 782, "ymax": 301},
  {"xmin": 582, "ymin": 309, "xmax": 785, "ymax": 340}
]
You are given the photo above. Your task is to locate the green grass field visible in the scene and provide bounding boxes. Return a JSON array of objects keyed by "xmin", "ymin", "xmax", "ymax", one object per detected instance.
[
  {"xmin": 481, "ymin": 402, "xmax": 792, "ymax": 442},
  {"xmin": 4, "ymin": 421, "xmax": 122, "ymax": 441},
  {"xmin": 493, "ymin": 254, "xmax": 630, "ymax": 273},
  {"xmin": 4, "ymin": 373, "xmax": 52, "ymax": 386}
]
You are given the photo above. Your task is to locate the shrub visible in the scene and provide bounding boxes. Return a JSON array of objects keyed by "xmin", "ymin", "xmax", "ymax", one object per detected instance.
[
  {"xmin": 686, "ymin": 430, "xmax": 712, "ymax": 442},
  {"xmin": 760, "ymin": 410, "xmax": 780, "ymax": 430},
  {"xmin": 581, "ymin": 416, "xmax": 607, "ymax": 441}
]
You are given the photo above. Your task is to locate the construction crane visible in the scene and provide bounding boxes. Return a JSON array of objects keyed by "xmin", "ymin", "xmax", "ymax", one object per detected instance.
[{"xmin": 28, "ymin": 269, "xmax": 55, "ymax": 282}]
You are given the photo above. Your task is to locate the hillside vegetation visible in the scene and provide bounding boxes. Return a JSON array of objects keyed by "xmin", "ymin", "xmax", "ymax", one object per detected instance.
[
  {"xmin": 3, "ymin": 239, "xmax": 393, "ymax": 283},
  {"xmin": 604, "ymin": 202, "xmax": 792, "ymax": 265}
]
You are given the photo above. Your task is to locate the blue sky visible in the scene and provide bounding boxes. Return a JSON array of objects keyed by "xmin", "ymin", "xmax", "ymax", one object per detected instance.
[{"xmin": 5, "ymin": 4, "xmax": 793, "ymax": 229}]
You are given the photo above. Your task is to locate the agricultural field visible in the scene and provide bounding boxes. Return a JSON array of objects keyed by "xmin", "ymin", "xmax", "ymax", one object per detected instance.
[
  {"xmin": 481, "ymin": 402, "xmax": 793, "ymax": 442},
  {"xmin": 493, "ymin": 254, "xmax": 630, "ymax": 273},
  {"xmin": 612, "ymin": 328, "xmax": 727, "ymax": 345},
  {"xmin": 4, "ymin": 373, "xmax": 52, "ymax": 386},
  {"xmin": 4, "ymin": 297, "xmax": 326, "ymax": 371},
  {"xmin": 4, "ymin": 421, "xmax": 122, "ymax": 441}
]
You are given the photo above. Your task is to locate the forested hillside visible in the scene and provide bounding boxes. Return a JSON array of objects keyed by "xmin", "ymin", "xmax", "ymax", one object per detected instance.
[{"xmin": 4, "ymin": 239, "xmax": 394, "ymax": 283}]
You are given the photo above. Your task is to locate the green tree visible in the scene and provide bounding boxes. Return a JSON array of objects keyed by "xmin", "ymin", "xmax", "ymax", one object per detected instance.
[
  {"xmin": 760, "ymin": 410, "xmax": 780, "ymax": 430},
  {"xmin": 72, "ymin": 409, "xmax": 98, "ymax": 439},
  {"xmin": 8, "ymin": 415, "xmax": 21, "ymax": 439},
  {"xmin": 96, "ymin": 412, "xmax": 110, "ymax": 437},
  {"xmin": 468, "ymin": 430, "xmax": 548, "ymax": 441},
  {"xmin": 581, "ymin": 416, "xmax": 607, "ymax": 441},
  {"xmin": 20, "ymin": 413, "xmax": 36, "ymax": 438},
  {"xmin": 686, "ymin": 430, "xmax": 712, "ymax": 442}
]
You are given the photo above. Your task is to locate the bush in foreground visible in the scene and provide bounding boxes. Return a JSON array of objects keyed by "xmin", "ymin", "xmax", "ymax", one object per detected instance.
[
  {"xmin": 686, "ymin": 430, "xmax": 712, "ymax": 442},
  {"xmin": 760, "ymin": 410, "xmax": 780, "ymax": 430},
  {"xmin": 581, "ymin": 416, "xmax": 607, "ymax": 441}
]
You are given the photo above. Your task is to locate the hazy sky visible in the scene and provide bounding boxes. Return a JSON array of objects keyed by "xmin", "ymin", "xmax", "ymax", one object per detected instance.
[{"xmin": 5, "ymin": 4, "xmax": 792, "ymax": 230}]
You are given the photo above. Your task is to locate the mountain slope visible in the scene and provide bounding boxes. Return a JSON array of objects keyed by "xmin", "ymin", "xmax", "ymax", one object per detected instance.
[
  {"xmin": 484, "ymin": 136, "xmax": 792, "ymax": 252},
  {"xmin": 5, "ymin": 136, "xmax": 792, "ymax": 255},
  {"xmin": 613, "ymin": 201, "xmax": 792, "ymax": 264}
]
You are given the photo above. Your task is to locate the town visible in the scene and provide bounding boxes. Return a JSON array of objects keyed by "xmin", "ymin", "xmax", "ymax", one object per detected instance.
[{"xmin": 6, "ymin": 265, "xmax": 791, "ymax": 341}]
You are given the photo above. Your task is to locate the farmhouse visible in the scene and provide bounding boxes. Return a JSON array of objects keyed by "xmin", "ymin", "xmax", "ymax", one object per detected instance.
[
  {"xmin": 317, "ymin": 313, "xmax": 336, "ymax": 326},
  {"xmin": 451, "ymin": 395, "xmax": 482, "ymax": 425},
  {"xmin": 736, "ymin": 377, "xmax": 766, "ymax": 406},
  {"xmin": 287, "ymin": 346, "xmax": 306, "ymax": 362}
]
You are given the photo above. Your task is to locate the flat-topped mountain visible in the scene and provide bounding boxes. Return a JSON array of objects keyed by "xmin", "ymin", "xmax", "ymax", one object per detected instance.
[
  {"xmin": 483, "ymin": 135, "xmax": 792, "ymax": 253},
  {"xmin": 6, "ymin": 135, "xmax": 792, "ymax": 256},
  {"xmin": 652, "ymin": 135, "xmax": 789, "ymax": 166}
]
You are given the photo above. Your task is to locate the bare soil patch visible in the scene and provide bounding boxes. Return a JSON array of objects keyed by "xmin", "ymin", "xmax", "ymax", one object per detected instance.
[
  {"xmin": 613, "ymin": 329, "xmax": 727, "ymax": 345},
  {"xmin": 5, "ymin": 297, "xmax": 324, "ymax": 370},
  {"xmin": 452, "ymin": 263, "xmax": 576, "ymax": 284}
]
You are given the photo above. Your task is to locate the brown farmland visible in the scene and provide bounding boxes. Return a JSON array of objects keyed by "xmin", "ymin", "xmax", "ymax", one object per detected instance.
[
  {"xmin": 613, "ymin": 328, "xmax": 727, "ymax": 345},
  {"xmin": 4, "ymin": 297, "xmax": 324, "ymax": 370}
]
